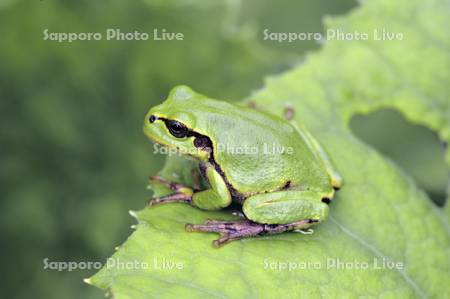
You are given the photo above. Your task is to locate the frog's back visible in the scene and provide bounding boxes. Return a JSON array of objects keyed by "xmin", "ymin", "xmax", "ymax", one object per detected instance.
[{"xmin": 184, "ymin": 98, "xmax": 332, "ymax": 196}]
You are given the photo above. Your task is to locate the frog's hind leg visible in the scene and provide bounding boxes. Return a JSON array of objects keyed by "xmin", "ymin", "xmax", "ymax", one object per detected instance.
[
  {"xmin": 186, "ymin": 219, "xmax": 261, "ymax": 247},
  {"xmin": 294, "ymin": 125, "xmax": 343, "ymax": 189},
  {"xmin": 243, "ymin": 190, "xmax": 329, "ymax": 225},
  {"xmin": 186, "ymin": 190, "xmax": 329, "ymax": 246},
  {"xmin": 186, "ymin": 218, "xmax": 314, "ymax": 247}
]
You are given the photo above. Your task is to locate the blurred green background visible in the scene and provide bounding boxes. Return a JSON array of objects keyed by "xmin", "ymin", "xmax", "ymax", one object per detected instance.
[{"xmin": 0, "ymin": 1, "xmax": 447, "ymax": 298}]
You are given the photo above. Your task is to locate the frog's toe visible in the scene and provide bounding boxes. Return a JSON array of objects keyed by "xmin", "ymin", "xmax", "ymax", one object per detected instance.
[
  {"xmin": 148, "ymin": 175, "xmax": 191, "ymax": 192},
  {"xmin": 213, "ymin": 234, "xmax": 243, "ymax": 247},
  {"xmin": 147, "ymin": 192, "xmax": 192, "ymax": 206}
]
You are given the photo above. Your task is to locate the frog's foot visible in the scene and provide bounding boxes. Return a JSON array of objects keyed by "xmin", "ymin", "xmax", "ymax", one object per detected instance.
[
  {"xmin": 186, "ymin": 219, "xmax": 263, "ymax": 247},
  {"xmin": 148, "ymin": 176, "xmax": 194, "ymax": 206},
  {"xmin": 147, "ymin": 192, "xmax": 192, "ymax": 206},
  {"xmin": 185, "ymin": 219, "xmax": 316, "ymax": 247},
  {"xmin": 149, "ymin": 175, "xmax": 192, "ymax": 192}
]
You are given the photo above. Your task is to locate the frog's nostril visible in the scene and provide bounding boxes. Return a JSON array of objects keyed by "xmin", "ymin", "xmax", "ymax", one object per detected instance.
[{"xmin": 149, "ymin": 115, "xmax": 156, "ymax": 123}]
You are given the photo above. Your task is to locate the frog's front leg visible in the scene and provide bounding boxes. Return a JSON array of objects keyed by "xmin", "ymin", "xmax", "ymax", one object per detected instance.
[
  {"xmin": 148, "ymin": 163, "xmax": 232, "ymax": 210},
  {"xmin": 186, "ymin": 190, "xmax": 329, "ymax": 246},
  {"xmin": 191, "ymin": 163, "xmax": 232, "ymax": 210}
]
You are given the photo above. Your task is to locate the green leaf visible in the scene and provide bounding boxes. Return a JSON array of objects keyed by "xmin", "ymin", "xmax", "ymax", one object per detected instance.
[{"xmin": 87, "ymin": 0, "xmax": 450, "ymax": 297}]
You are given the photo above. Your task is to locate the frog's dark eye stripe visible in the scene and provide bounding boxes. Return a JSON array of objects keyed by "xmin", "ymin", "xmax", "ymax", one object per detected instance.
[
  {"xmin": 165, "ymin": 119, "xmax": 188, "ymax": 138},
  {"xmin": 193, "ymin": 135, "xmax": 212, "ymax": 149},
  {"xmin": 321, "ymin": 198, "xmax": 331, "ymax": 204},
  {"xmin": 149, "ymin": 116, "xmax": 190, "ymax": 138}
]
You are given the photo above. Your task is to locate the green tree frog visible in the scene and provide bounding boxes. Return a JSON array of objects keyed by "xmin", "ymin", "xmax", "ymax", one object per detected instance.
[{"xmin": 144, "ymin": 86, "xmax": 342, "ymax": 246}]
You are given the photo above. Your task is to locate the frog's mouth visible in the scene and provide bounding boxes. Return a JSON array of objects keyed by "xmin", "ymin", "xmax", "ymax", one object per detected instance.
[
  {"xmin": 144, "ymin": 111, "xmax": 186, "ymax": 138},
  {"xmin": 143, "ymin": 114, "xmax": 176, "ymax": 146},
  {"xmin": 152, "ymin": 140, "xmax": 195, "ymax": 159}
]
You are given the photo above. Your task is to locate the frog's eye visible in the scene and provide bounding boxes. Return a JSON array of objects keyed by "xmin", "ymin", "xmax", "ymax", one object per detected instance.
[{"xmin": 165, "ymin": 120, "xmax": 188, "ymax": 138}]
